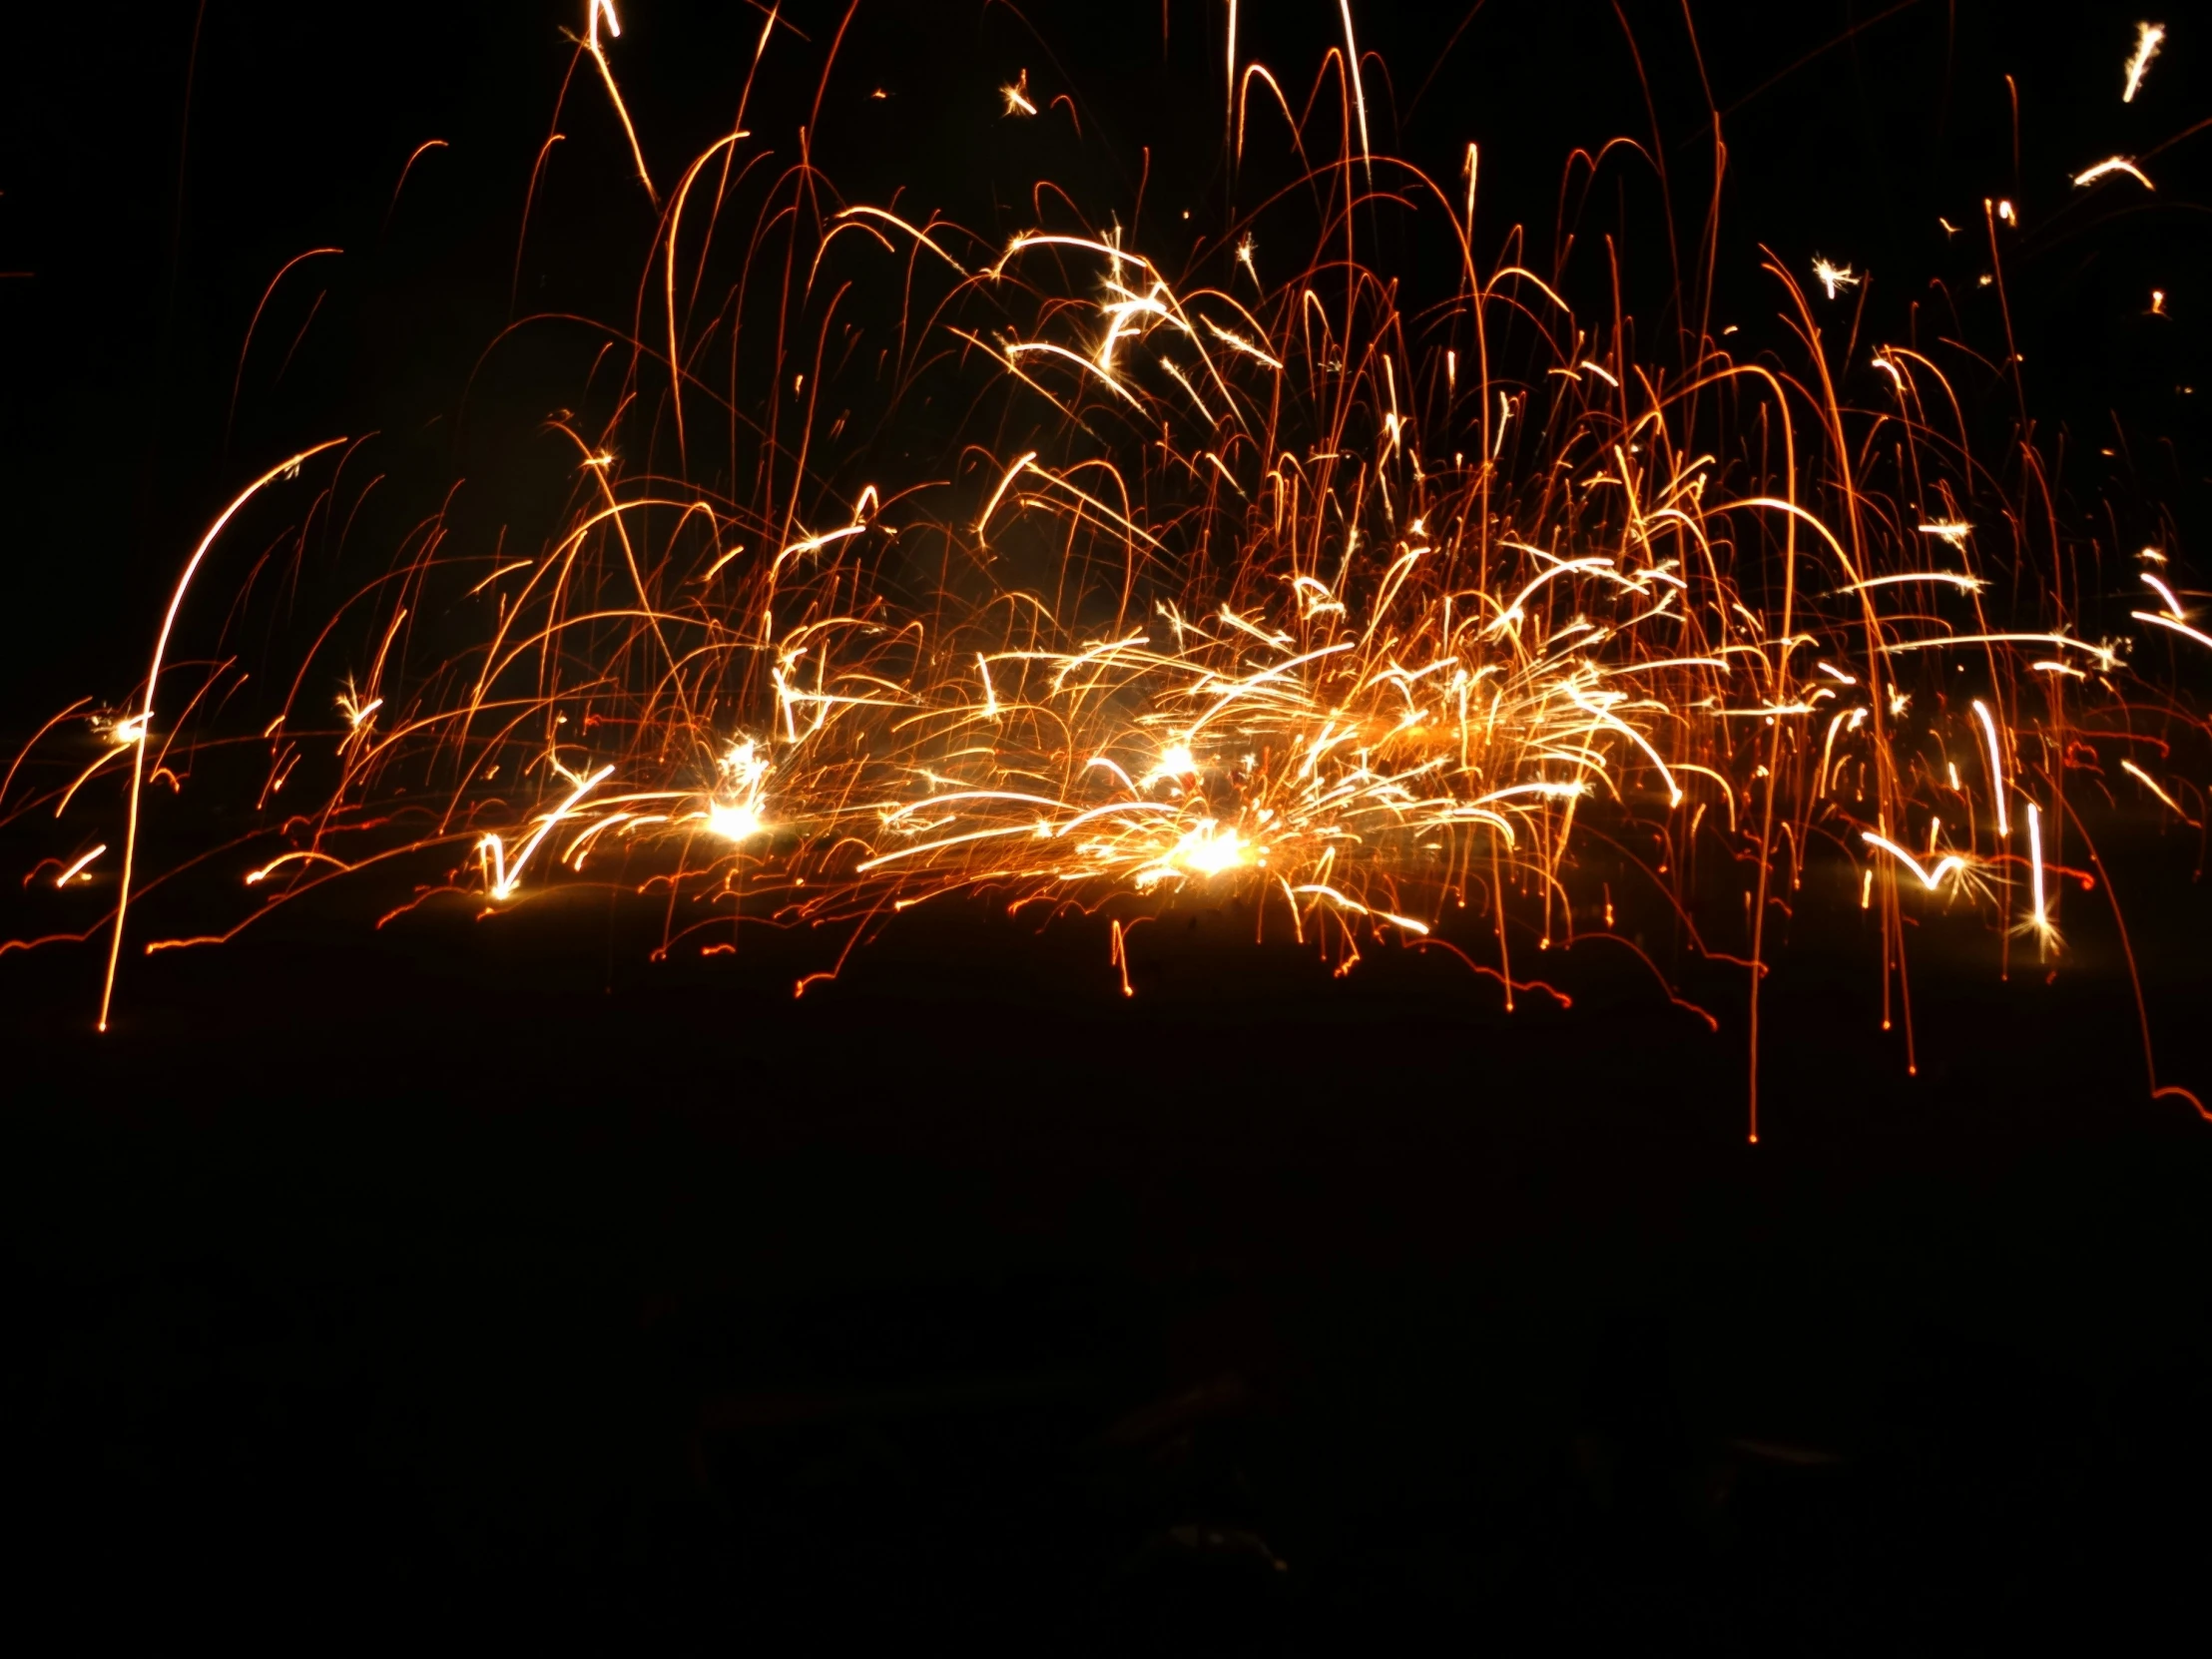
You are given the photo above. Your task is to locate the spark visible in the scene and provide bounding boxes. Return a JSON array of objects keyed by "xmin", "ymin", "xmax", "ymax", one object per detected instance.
[
  {"xmin": 2133, "ymin": 610, "xmax": 2212, "ymax": 652},
  {"xmin": 707, "ymin": 802, "xmax": 765, "ymax": 842},
  {"xmin": 1293, "ymin": 882, "xmax": 1429, "ymax": 935},
  {"xmin": 1203, "ymin": 317, "xmax": 1281, "ymax": 368},
  {"xmin": 478, "ymin": 765, "xmax": 616, "ymax": 901},
  {"xmin": 2121, "ymin": 760, "xmax": 2190, "ymax": 820},
  {"xmin": 1002, "ymin": 69, "xmax": 1036, "ymax": 117},
  {"xmin": 704, "ymin": 738, "xmax": 773, "ymax": 842},
  {"xmin": 335, "ymin": 688, "xmax": 382, "ymax": 729},
  {"xmin": 1143, "ymin": 742, "xmax": 1198, "ymax": 788},
  {"xmin": 2073, "ymin": 157, "xmax": 2154, "ymax": 191},
  {"xmin": 2142, "ymin": 572, "xmax": 2188, "ymax": 619},
  {"xmin": 2023, "ymin": 800, "xmax": 2056, "ymax": 957},
  {"xmin": 1843, "ymin": 567, "xmax": 1984, "ymax": 593},
  {"xmin": 2122, "ymin": 22, "xmax": 2164, "ymax": 103},
  {"xmin": 1338, "ymin": 0, "xmax": 1373, "ymax": 180},
  {"xmin": 1861, "ymin": 831, "xmax": 1965, "ymax": 892},
  {"xmin": 581, "ymin": 0, "xmax": 655, "ymax": 206},
  {"xmin": 1972, "ymin": 699, "xmax": 2009, "ymax": 836},
  {"xmin": 1811, "ymin": 258, "xmax": 1861, "ymax": 300},
  {"xmin": 1882, "ymin": 634, "xmax": 2120, "ymax": 673},
  {"xmin": 96, "ymin": 438, "xmax": 346, "ymax": 1032},
  {"xmin": 54, "ymin": 844, "xmax": 107, "ymax": 887},
  {"xmin": 1163, "ymin": 821, "xmax": 1248, "ymax": 879}
]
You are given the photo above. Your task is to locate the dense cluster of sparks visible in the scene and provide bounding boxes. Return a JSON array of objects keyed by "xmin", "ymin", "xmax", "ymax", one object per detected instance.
[{"xmin": 6, "ymin": 5, "xmax": 2205, "ymax": 1133}]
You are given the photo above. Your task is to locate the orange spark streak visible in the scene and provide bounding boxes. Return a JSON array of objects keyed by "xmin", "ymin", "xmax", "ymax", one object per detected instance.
[
  {"xmin": 99, "ymin": 440, "xmax": 346, "ymax": 1032},
  {"xmin": 2073, "ymin": 156, "xmax": 2155, "ymax": 190}
]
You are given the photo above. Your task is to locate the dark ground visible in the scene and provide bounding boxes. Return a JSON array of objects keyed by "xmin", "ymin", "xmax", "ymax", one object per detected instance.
[{"xmin": 6, "ymin": 819, "xmax": 2211, "ymax": 1650}]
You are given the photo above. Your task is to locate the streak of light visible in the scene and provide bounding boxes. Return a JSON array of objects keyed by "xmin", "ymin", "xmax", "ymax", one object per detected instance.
[
  {"xmin": 54, "ymin": 845, "xmax": 107, "ymax": 887},
  {"xmin": 2121, "ymin": 760, "xmax": 2191, "ymax": 821},
  {"xmin": 2073, "ymin": 157, "xmax": 2155, "ymax": 191},
  {"xmin": 1915, "ymin": 521, "xmax": 1972, "ymax": 547},
  {"xmin": 2123, "ymin": 22, "xmax": 2164, "ymax": 103},
  {"xmin": 1861, "ymin": 832, "xmax": 1965, "ymax": 891},
  {"xmin": 478, "ymin": 765, "xmax": 617, "ymax": 900},
  {"xmin": 2133, "ymin": 611, "xmax": 2212, "ymax": 652},
  {"xmin": 1972, "ymin": 699, "xmax": 2009, "ymax": 836},
  {"xmin": 1844, "ymin": 568, "xmax": 1983, "ymax": 593},
  {"xmin": 2025, "ymin": 800, "xmax": 2055, "ymax": 958},
  {"xmin": 1338, "ymin": 0, "xmax": 1372, "ymax": 179},
  {"xmin": 2141, "ymin": 572, "xmax": 2188, "ymax": 618}
]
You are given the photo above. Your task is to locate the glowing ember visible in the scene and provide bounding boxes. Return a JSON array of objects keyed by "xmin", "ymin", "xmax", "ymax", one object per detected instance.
[
  {"xmin": 2073, "ymin": 156, "xmax": 2155, "ymax": 190},
  {"xmin": 2123, "ymin": 21, "xmax": 2165, "ymax": 104},
  {"xmin": 1811, "ymin": 257, "xmax": 1861, "ymax": 299}
]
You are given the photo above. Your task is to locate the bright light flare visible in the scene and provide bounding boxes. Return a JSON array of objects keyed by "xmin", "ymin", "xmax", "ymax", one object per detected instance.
[
  {"xmin": 1166, "ymin": 821, "xmax": 1248, "ymax": 878},
  {"xmin": 1144, "ymin": 742, "xmax": 1198, "ymax": 788},
  {"xmin": 103, "ymin": 714, "xmax": 149, "ymax": 749},
  {"xmin": 708, "ymin": 802, "xmax": 766, "ymax": 842},
  {"xmin": 1812, "ymin": 258, "xmax": 1861, "ymax": 299},
  {"xmin": 2123, "ymin": 21, "xmax": 2164, "ymax": 103}
]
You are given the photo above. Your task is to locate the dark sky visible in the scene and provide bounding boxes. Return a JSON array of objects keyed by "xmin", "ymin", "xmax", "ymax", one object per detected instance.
[{"xmin": 1, "ymin": 1, "xmax": 2205, "ymax": 697}]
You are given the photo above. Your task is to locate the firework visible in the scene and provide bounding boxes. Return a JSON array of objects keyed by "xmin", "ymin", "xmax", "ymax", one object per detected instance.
[{"xmin": 5, "ymin": 2, "xmax": 2205, "ymax": 1136}]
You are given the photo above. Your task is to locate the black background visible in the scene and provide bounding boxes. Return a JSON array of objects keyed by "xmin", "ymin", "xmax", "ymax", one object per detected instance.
[{"xmin": 5, "ymin": 2, "xmax": 2211, "ymax": 1648}]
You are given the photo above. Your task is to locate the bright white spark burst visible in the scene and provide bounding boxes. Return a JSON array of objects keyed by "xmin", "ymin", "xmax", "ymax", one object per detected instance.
[
  {"xmin": 2123, "ymin": 22, "xmax": 2165, "ymax": 103},
  {"xmin": 1812, "ymin": 258, "xmax": 1861, "ymax": 300}
]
